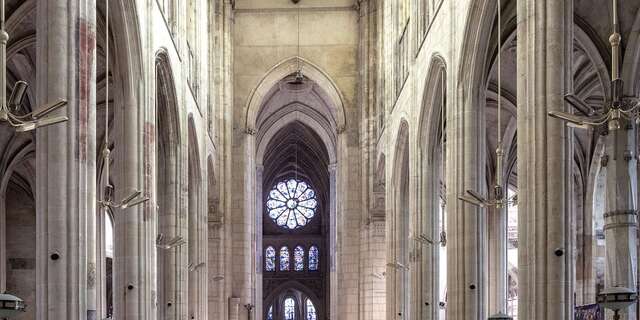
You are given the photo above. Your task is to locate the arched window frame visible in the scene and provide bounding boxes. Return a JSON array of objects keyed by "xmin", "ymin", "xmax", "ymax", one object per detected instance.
[
  {"xmin": 280, "ymin": 246, "xmax": 291, "ymax": 271},
  {"xmin": 266, "ymin": 178, "xmax": 318, "ymax": 230},
  {"xmin": 294, "ymin": 245, "xmax": 305, "ymax": 272},
  {"xmin": 308, "ymin": 245, "xmax": 319, "ymax": 271},
  {"xmin": 265, "ymin": 246, "xmax": 276, "ymax": 272},
  {"xmin": 267, "ymin": 304, "xmax": 274, "ymax": 320},
  {"xmin": 304, "ymin": 298, "xmax": 317, "ymax": 320},
  {"xmin": 283, "ymin": 296, "xmax": 297, "ymax": 320}
]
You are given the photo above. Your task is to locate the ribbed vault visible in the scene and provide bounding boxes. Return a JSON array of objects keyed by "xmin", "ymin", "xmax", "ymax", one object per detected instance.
[{"xmin": 262, "ymin": 121, "xmax": 330, "ymax": 207}]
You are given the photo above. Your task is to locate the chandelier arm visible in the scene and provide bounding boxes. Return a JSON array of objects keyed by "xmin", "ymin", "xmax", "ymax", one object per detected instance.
[
  {"xmin": 579, "ymin": 115, "xmax": 612, "ymax": 126},
  {"xmin": 7, "ymin": 110, "xmax": 35, "ymax": 120},
  {"xmin": 4, "ymin": 115, "xmax": 21, "ymax": 127},
  {"xmin": 6, "ymin": 112, "xmax": 31, "ymax": 121},
  {"xmin": 620, "ymin": 102, "xmax": 640, "ymax": 115}
]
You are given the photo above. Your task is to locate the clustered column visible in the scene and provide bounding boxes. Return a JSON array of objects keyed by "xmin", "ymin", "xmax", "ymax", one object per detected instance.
[
  {"xmin": 35, "ymin": 0, "xmax": 96, "ymax": 319},
  {"xmin": 516, "ymin": 0, "xmax": 574, "ymax": 319}
]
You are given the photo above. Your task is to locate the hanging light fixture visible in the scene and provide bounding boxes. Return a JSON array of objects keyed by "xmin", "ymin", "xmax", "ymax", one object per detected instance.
[
  {"xmin": 97, "ymin": 0, "xmax": 148, "ymax": 212},
  {"xmin": 288, "ymin": 0, "xmax": 304, "ymax": 85},
  {"xmin": 459, "ymin": 0, "xmax": 516, "ymax": 209},
  {"xmin": 549, "ymin": 0, "xmax": 640, "ymax": 129},
  {"xmin": 0, "ymin": 0, "xmax": 68, "ymax": 132},
  {"xmin": 0, "ymin": 292, "xmax": 25, "ymax": 318},
  {"xmin": 596, "ymin": 286, "xmax": 638, "ymax": 320},
  {"xmin": 155, "ymin": 233, "xmax": 185, "ymax": 250}
]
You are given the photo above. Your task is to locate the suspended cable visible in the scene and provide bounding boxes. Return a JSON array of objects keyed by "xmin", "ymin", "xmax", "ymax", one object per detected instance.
[
  {"xmin": 497, "ymin": 0, "xmax": 502, "ymax": 148},
  {"xmin": 458, "ymin": 0, "xmax": 510, "ymax": 208},
  {"xmin": 98, "ymin": 0, "xmax": 148, "ymax": 211},
  {"xmin": 440, "ymin": 69, "xmax": 445, "ymax": 199},
  {"xmin": 105, "ymin": 0, "xmax": 110, "ymax": 147}
]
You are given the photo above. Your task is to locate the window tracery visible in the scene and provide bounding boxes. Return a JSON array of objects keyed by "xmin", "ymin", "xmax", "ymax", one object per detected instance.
[
  {"xmin": 294, "ymin": 246, "xmax": 305, "ymax": 271},
  {"xmin": 267, "ymin": 305, "xmax": 274, "ymax": 320},
  {"xmin": 266, "ymin": 246, "xmax": 276, "ymax": 272},
  {"xmin": 305, "ymin": 299, "xmax": 317, "ymax": 320},
  {"xmin": 267, "ymin": 179, "xmax": 318, "ymax": 230},
  {"xmin": 308, "ymin": 246, "xmax": 319, "ymax": 271},
  {"xmin": 284, "ymin": 297, "xmax": 296, "ymax": 320},
  {"xmin": 280, "ymin": 247, "xmax": 290, "ymax": 271},
  {"xmin": 263, "ymin": 245, "xmax": 320, "ymax": 272}
]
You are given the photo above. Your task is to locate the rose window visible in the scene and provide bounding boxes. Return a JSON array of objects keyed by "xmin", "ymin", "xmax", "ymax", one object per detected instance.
[{"xmin": 266, "ymin": 179, "xmax": 318, "ymax": 229}]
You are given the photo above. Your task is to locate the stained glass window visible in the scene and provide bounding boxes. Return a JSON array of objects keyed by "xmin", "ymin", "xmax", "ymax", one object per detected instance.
[
  {"xmin": 267, "ymin": 179, "xmax": 318, "ymax": 229},
  {"xmin": 308, "ymin": 245, "xmax": 319, "ymax": 271},
  {"xmin": 284, "ymin": 297, "xmax": 296, "ymax": 320},
  {"xmin": 280, "ymin": 247, "xmax": 290, "ymax": 271},
  {"xmin": 294, "ymin": 246, "xmax": 305, "ymax": 271},
  {"xmin": 305, "ymin": 299, "xmax": 317, "ymax": 320},
  {"xmin": 267, "ymin": 305, "xmax": 273, "ymax": 320},
  {"xmin": 265, "ymin": 246, "xmax": 276, "ymax": 271}
]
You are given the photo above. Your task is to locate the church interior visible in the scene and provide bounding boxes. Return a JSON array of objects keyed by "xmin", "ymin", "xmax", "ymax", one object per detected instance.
[{"xmin": 0, "ymin": 0, "xmax": 639, "ymax": 320}]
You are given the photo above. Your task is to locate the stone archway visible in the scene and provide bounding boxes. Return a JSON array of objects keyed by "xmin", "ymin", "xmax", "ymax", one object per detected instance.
[
  {"xmin": 417, "ymin": 55, "xmax": 447, "ymax": 320},
  {"xmin": 155, "ymin": 52, "xmax": 182, "ymax": 320},
  {"xmin": 389, "ymin": 120, "xmax": 410, "ymax": 320},
  {"xmin": 249, "ymin": 61, "xmax": 343, "ymax": 320}
]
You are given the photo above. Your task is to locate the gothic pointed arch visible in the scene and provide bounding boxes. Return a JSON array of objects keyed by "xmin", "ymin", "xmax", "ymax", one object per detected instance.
[
  {"xmin": 245, "ymin": 57, "xmax": 347, "ymax": 134},
  {"xmin": 155, "ymin": 51, "xmax": 182, "ymax": 320},
  {"xmin": 187, "ymin": 116, "xmax": 205, "ymax": 320},
  {"xmin": 252, "ymin": 56, "xmax": 342, "ymax": 320},
  {"xmin": 389, "ymin": 119, "xmax": 410, "ymax": 320},
  {"xmin": 417, "ymin": 55, "xmax": 447, "ymax": 319}
]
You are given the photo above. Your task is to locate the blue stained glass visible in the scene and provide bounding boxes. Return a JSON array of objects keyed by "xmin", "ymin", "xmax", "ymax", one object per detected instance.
[
  {"xmin": 280, "ymin": 247, "xmax": 290, "ymax": 271},
  {"xmin": 284, "ymin": 298, "xmax": 296, "ymax": 320},
  {"xmin": 270, "ymin": 189, "xmax": 287, "ymax": 201},
  {"xmin": 294, "ymin": 182, "xmax": 308, "ymax": 198},
  {"xmin": 267, "ymin": 179, "xmax": 318, "ymax": 230},
  {"xmin": 305, "ymin": 299, "xmax": 317, "ymax": 320},
  {"xmin": 287, "ymin": 180, "xmax": 297, "ymax": 197},
  {"xmin": 297, "ymin": 207, "xmax": 315, "ymax": 218},
  {"xmin": 269, "ymin": 206, "xmax": 287, "ymax": 219},
  {"xmin": 265, "ymin": 246, "xmax": 275, "ymax": 271},
  {"xmin": 308, "ymin": 246, "xmax": 319, "ymax": 271},
  {"xmin": 294, "ymin": 246, "xmax": 304, "ymax": 271},
  {"xmin": 298, "ymin": 199, "xmax": 317, "ymax": 209},
  {"xmin": 267, "ymin": 199, "xmax": 285, "ymax": 209},
  {"xmin": 267, "ymin": 305, "xmax": 273, "ymax": 320}
]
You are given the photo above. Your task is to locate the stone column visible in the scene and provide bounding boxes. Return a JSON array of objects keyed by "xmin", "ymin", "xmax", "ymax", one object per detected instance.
[
  {"xmin": 448, "ymin": 45, "xmax": 487, "ymax": 320},
  {"xmin": 487, "ymin": 205, "xmax": 507, "ymax": 315},
  {"xmin": 255, "ymin": 165, "xmax": 263, "ymax": 320},
  {"xmin": 328, "ymin": 163, "xmax": 338, "ymax": 320},
  {"xmin": 230, "ymin": 297, "xmax": 241, "ymax": 320},
  {"xmin": 35, "ymin": 1, "xmax": 96, "ymax": 320},
  {"xmin": 516, "ymin": 0, "xmax": 573, "ymax": 319},
  {"xmin": 112, "ymin": 32, "xmax": 152, "ymax": 320},
  {"xmin": 602, "ymin": 122, "xmax": 638, "ymax": 320}
]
